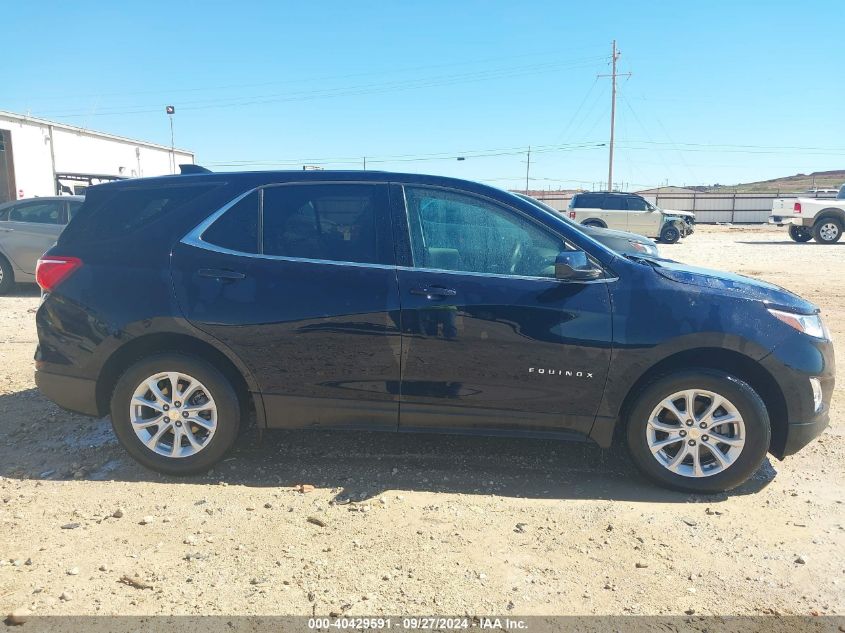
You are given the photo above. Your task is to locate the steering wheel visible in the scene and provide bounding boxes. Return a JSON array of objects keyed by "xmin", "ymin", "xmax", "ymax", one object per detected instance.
[{"xmin": 508, "ymin": 241, "xmax": 523, "ymax": 274}]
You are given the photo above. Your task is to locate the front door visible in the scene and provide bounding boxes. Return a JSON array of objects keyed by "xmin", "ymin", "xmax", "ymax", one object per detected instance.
[
  {"xmin": 394, "ymin": 185, "xmax": 613, "ymax": 437},
  {"xmin": 0, "ymin": 200, "xmax": 64, "ymax": 275},
  {"xmin": 171, "ymin": 182, "xmax": 401, "ymax": 430},
  {"xmin": 625, "ymin": 195, "xmax": 661, "ymax": 238}
]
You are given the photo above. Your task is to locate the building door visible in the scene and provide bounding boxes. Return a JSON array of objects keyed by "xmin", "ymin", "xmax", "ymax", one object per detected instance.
[{"xmin": 0, "ymin": 130, "xmax": 16, "ymax": 203}]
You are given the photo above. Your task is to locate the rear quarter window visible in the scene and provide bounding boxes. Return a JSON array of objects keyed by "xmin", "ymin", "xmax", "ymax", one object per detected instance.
[{"xmin": 61, "ymin": 183, "xmax": 219, "ymax": 243}]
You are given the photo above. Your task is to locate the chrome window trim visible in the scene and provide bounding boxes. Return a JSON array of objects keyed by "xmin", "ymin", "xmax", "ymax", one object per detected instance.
[
  {"xmin": 180, "ymin": 180, "xmax": 615, "ymax": 283},
  {"xmin": 181, "ymin": 180, "xmax": 392, "ymax": 265}
]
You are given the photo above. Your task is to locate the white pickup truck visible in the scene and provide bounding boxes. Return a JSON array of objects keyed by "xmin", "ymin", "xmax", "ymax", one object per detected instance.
[{"xmin": 769, "ymin": 184, "xmax": 845, "ymax": 243}]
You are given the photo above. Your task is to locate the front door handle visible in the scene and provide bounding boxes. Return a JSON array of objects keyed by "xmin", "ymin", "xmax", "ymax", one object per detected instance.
[
  {"xmin": 0, "ymin": 228, "xmax": 14, "ymax": 232},
  {"xmin": 410, "ymin": 286, "xmax": 457, "ymax": 299},
  {"xmin": 198, "ymin": 268, "xmax": 246, "ymax": 282}
]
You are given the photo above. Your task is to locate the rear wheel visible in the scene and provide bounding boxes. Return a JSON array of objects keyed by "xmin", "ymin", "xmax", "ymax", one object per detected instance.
[
  {"xmin": 659, "ymin": 225, "xmax": 681, "ymax": 244},
  {"xmin": 582, "ymin": 220, "xmax": 605, "ymax": 229},
  {"xmin": 110, "ymin": 354, "xmax": 241, "ymax": 475},
  {"xmin": 0, "ymin": 256, "xmax": 14, "ymax": 295},
  {"xmin": 813, "ymin": 217, "xmax": 843, "ymax": 244},
  {"xmin": 626, "ymin": 369, "xmax": 770, "ymax": 493},
  {"xmin": 788, "ymin": 225, "xmax": 813, "ymax": 242}
]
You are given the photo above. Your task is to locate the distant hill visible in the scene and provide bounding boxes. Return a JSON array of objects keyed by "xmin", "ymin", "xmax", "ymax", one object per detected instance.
[{"xmin": 707, "ymin": 170, "xmax": 845, "ymax": 193}]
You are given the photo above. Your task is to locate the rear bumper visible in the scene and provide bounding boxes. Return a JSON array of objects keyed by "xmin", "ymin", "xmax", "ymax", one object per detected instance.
[
  {"xmin": 35, "ymin": 369, "xmax": 99, "ymax": 417},
  {"xmin": 769, "ymin": 215, "xmax": 806, "ymax": 226}
]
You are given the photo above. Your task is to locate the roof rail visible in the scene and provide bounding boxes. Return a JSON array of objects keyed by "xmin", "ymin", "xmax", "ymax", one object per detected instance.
[{"xmin": 179, "ymin": 164, "xmax": 212, "ymax": 175}]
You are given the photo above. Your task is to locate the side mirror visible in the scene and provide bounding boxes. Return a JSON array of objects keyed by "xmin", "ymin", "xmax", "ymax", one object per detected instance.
[{"xmin": 555, "ymin": 251, "xmax": 603, "ymax": 281}]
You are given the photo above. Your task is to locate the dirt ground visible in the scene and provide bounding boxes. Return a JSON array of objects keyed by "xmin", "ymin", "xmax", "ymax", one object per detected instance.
[{"xmin": 0, "ymin": 225, "xmax": 843, "ymax": 620}]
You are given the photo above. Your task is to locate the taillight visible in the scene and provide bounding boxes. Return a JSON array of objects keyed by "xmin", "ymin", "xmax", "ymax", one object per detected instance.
[
  {"xmin": 794, "ymin": 202, "xmax": 802, "ymax": 213},
  {"xmin": 36, "ymin": 256, "xmax": 82, "ymax": 292},
  {"xmin": 569, "ymin": 211, "xmax": 576, "ymax": 219}
]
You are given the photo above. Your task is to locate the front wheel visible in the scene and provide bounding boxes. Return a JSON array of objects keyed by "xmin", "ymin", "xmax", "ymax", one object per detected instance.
[
  {"xmin": 110, "ymin": 354, "xmax": 241, "ymax": 475},
  {"xmin": 813, "ymin": 218, "xmax": 843, "ymax": 244},
  {"xmin": 659, "ymin": 225, "xmax": 681, "ymax": 244},
  {"xmin": 626, "ymin": 369, "xmax": 770, "ymax": 493},
  {"xmin": 788, "ymin": 225, "xmax": 813, "ymax": 242}
]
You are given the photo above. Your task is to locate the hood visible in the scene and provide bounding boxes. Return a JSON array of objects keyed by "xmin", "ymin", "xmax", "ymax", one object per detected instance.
[
  {"xmin": 581, "ymin": 224, "xmax": 651, "ymax": 244},
  {"xmin": 660, "ymin": 208, "xmax": 695, "ymax": 218},
  {"xmin": 652, "ymin": 260, "xmax": 818, "ymax": 314}
]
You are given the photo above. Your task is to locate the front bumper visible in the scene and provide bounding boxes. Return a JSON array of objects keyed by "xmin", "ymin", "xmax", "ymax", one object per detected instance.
[
  {"xmin": 761, "ymin": 331, "xmax": 835, "ymax": 458},
  {"xmin": 35, "ymin": 368, "xmax": 100, "ymax": 417},
  {"xmin": 781, "ymin": 414, "xmax": 829, "ymax": 456}
]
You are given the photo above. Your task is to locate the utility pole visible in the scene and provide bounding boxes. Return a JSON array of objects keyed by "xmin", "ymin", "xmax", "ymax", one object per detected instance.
[
  {"xmin": 363, "ymin": 157, "xmax": 367, "ymax": 170},
  {"xmin": 598, "ymin": 41, "xmax": 630, "ymax": 191},
  {"xmin": 525, "ymin": 146, "xmax": 531, "ymax": 193}
]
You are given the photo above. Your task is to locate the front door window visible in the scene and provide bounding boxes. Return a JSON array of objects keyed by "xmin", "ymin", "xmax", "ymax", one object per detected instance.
[{"xmin": 404, "ymin": 186, "xmax": 563, "ymax": 278}]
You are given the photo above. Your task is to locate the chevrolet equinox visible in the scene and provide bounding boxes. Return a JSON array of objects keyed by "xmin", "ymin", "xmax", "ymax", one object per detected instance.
[{"xmin": 33, "ymin": 168, "xmax": 834, "ymax": 493}]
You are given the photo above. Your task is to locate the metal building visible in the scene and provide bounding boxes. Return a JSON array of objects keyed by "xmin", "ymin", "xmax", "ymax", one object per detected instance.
[{"xmin": 0, "ymin": 110, "xmax": 194, "ymax": 202}]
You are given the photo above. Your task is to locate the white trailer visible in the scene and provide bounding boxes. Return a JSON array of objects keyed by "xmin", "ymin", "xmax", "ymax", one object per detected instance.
[{"xmin": 0, "ymin": 110, "xmax": 194, "ymax": 202}]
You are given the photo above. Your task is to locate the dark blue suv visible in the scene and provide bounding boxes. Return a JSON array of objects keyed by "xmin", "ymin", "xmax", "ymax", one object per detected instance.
[{"xmin": 33, "ymin": 168, "xmax": 834, "ymax": 493}]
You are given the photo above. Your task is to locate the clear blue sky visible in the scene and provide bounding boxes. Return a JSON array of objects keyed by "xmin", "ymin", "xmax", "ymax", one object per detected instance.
[{"xmin": 5, "ymin": 0, "xmax": 843, "ymax": 190}]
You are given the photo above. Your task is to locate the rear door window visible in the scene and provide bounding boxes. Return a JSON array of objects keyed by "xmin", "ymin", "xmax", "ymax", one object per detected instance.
[
  {"xmin": 573, "ymin": 193, "xmax": 604, "ymax": 209},
  {"xmin": 67, "ymin": 201, "xmax": 84, "ymax": 221},
  {"xmin": 201, "ymin": 192, "xmax": 260, "ymax": 254},
  {"xmin": 261, "ymin": 183, "xmax": 392, "ymax": 265},
  {"xmin": 602, "ymin": 195, "xmax": 626, "ymax": 211}
]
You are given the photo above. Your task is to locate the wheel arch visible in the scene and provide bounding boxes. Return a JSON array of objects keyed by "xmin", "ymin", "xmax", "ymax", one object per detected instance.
[
  {"xmin": 94, "ymin": 332, "xmax": 266, "ymax": 428},
  {"xmin": 813, "ymin": 208, "xmax": 845, "ymax": 224},
  {"xmin": 581, "ymin": 218, "xmax": 607, "ymax": 228},
  {"xmin": 612, "ymin": 347, "xmax": 789, "ymax": 457}
]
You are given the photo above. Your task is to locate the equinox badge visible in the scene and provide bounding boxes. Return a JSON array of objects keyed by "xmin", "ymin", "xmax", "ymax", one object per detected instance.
[{"xmin": 529, "ymin": 368, "xmax": 594, "ymax": 378}]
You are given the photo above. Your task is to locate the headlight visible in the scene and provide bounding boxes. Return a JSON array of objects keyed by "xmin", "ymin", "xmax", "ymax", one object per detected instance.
[
  {"xmin": 768, "ymin": 308, "xmax": 829, "ymax": 339},
  {"xmin": 628, "ymin": 240, "xmax": 659, "ymax": 256}
]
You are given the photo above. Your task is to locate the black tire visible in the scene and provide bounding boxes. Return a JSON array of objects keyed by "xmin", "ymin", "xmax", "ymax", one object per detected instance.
[
  {"xmin": 788, "ymin": 225, "xmax": 813, "ymax": 242},
  {"xmin": 110, "ymin": 353, "xmax": 241, "ymax": 475},
  {"xmin": 582, "ymin": 220, "xmax": 605, "ymax": 229},
  {"xmin": 0, "ymin": 255, "xmax": 14, "ymax": 295},
  {"xmin": 659, "ymin": 225, "xmax": 681, "ymax": 244},
  {"xmin": 812, "ymin": 217, "xmax": 843, "ymax": 244},
  {"xmin": 626, "ymin": 369, "xmax": 770, "ymax": 493}
]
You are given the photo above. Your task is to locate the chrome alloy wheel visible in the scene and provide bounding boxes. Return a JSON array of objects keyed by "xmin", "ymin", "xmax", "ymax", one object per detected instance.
[
  {"xmin": 646, "ymin": 389, "xmax": 745, "ymax": 478},
  {"xmin": 819, "ymin": 222, "xmax": 840, "ymax": 242},
  {"xmin": 130, "ymin": 371, "xmax": 217, "ymax": 458}
]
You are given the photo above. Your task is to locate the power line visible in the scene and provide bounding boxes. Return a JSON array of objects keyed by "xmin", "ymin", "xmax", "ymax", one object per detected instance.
[
  {"xmin": 206, "ymin": 142, "xmax": 607, "ymax": 168},
  {"xmin": 33, "ymin": 57, "xmax": 608, "ymax": 119},
  {"xmin": 22, "ymin": 46, "xmax": 610, "ymax": 103}
]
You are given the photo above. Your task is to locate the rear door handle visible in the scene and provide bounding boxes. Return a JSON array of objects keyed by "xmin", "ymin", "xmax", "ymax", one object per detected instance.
[
  {"xmin": 410, "ymin": 286, "xmax": 457, "ymax": 299},
  {"xmin": 0, "ymin": 228, "xmax": 14, "ymax": 232},
  {"xmin": 198, "ymin": 268, "xmax": 246, "ymax": 281}
]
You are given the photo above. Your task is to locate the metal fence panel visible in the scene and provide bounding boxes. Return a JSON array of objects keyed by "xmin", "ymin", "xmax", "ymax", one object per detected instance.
[{"xmin": 526, "ymin": 191, "xmax": 835, "ymax": 224}]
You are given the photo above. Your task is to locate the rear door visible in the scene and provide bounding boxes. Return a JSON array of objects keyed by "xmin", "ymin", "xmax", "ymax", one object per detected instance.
[
  {"xmin": 601, "ymin": 195, "xmax": 628, "ymax": 231},
  {"xmin": 171, "ymin": 182, "xmax": 402, "ymax": 430},
  {"xmin": 0, "ymin": 200, "xmax": 64, "ymax": 274},
  {"xmin": 393, "ymin": 184, "xmax": 613, "ymax": 437}
]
